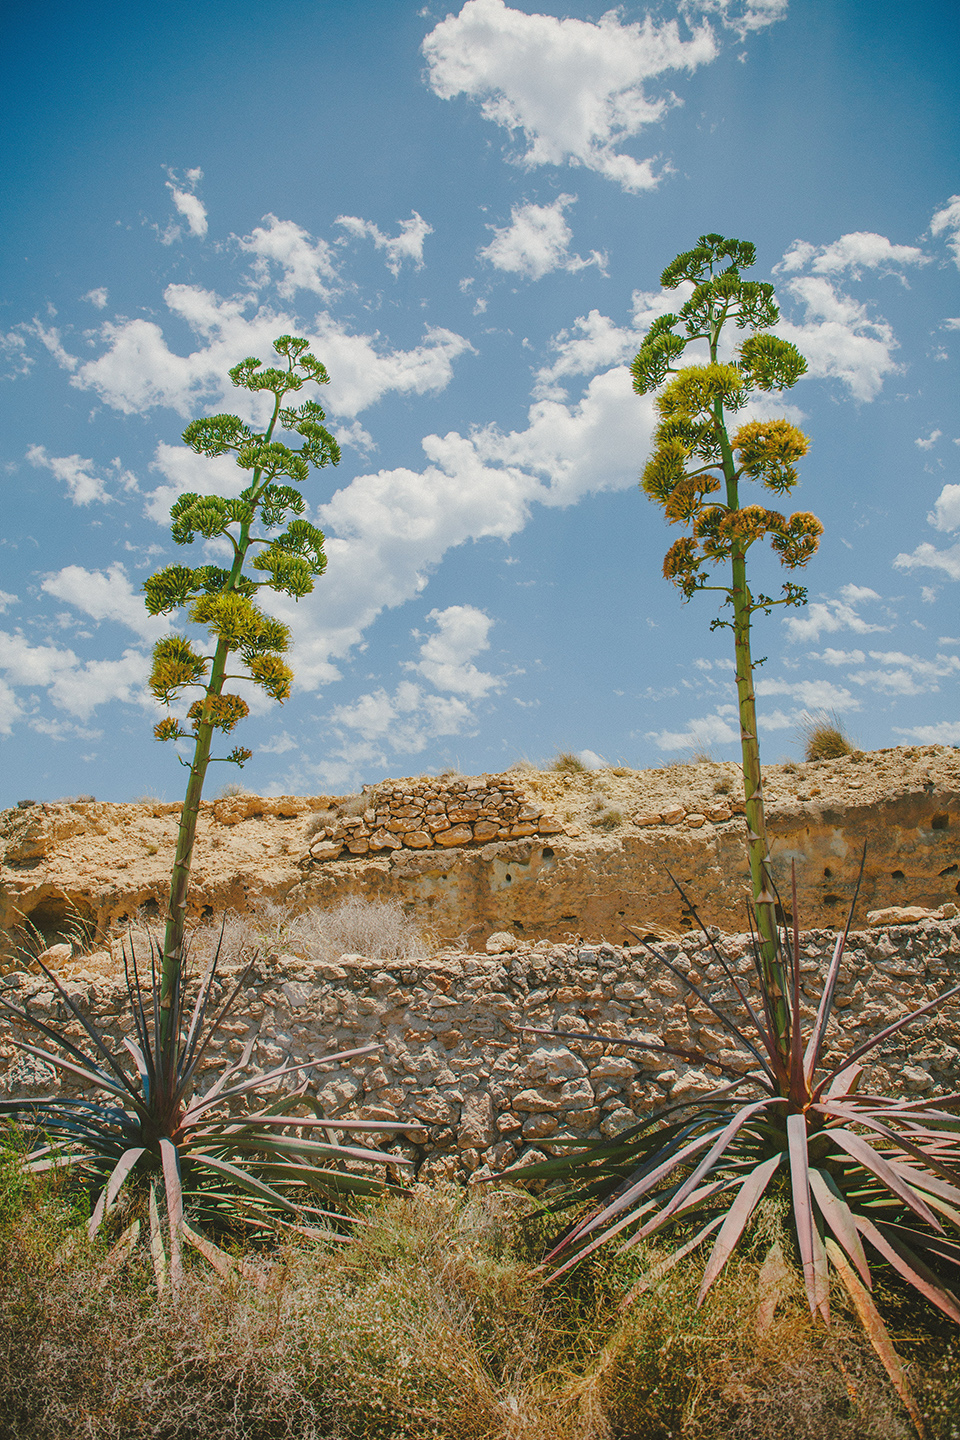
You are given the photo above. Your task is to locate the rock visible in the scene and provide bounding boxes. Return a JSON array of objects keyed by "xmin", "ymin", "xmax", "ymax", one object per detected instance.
[
  {"xmin": 525, "ymin": 1043, "xmax": 589, "ymax": 1082},
  {"xmin": 867, "ymin": 906, "xmax": 934, "ymax": 927},
  {"xmin": 634, "ymin": 813, "xmax": 662, "ymax": 827},
  {"xmin": 458, "ymin": 1091, "xmax": 496, "ymax": 1148},
  {"xmin": 486, "ymin": 931, "xmax": 517, "ymax": 955},
  {"xmin": 309, "ymin": 841, "xmax": 343, "ymax": 862},
  {"xmin": 901, "ymin": 1065, "xmax": 934, "ymax": 1092},
  {"xmin": 537, "ymin": 817, "xmax": 564, "ymax": 835},
  {"xmin": 685, "ymin": 814, "xmax": 706, "ymax": 829},
  {"xmin": 315, "ymin": 1074, "xmax": 362, "ymax": 1111},
  {"xmin": 403, "ymin": 831, "xmax": 432, "ymax": 848},
  {"xmin": 37, "ymin": 942, "xmax": 72, "ymax": 966},
  {"xmin": 513, "ymin": 1087, "xmax": 562, "ymax": 1113},
  {"xmin": 661, "ymin": 807, "xmax": 686, "ymax": 825},
  {"xmin": 436, "ymin": 824, "xmax": 473, "ymax": 848},
  {"xmin": 0, "ymin": 1053, "xmax": 59, "ymax": 1097},
  {"xmin": 522, "ymin": 1113, "xmax": 559, "ymax": 1139}
]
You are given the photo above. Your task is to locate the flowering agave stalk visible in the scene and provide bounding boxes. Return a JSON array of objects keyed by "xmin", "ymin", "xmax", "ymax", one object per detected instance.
[
  {"xmin": 0, "ymin": 933, "xmax": 415, "ymax": 1293},
  {"xmin": 145, "ymin": 335, "xmax": 339, "ymax": 1042},
  {"xmin": 632, "ymin": 234, "xmax": 822, "ymax": 1023},
  {"xmin": 513, "ymin": 874, "xmax": 960, "ymax": 1432}
]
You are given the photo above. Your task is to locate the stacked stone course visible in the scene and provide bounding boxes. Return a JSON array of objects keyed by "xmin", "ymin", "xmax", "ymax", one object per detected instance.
[
  {"xmin": 3, "ymin": 917, "xmax": 958, "ymax": 1185},
  {"xmin": 304, "ymin": 773, "xmax": 564, "ymax": 865}
]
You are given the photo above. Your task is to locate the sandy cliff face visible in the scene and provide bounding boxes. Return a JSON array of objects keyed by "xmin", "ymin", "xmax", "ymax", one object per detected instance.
[{"xmin": 1, "ymin": 745, "xmax": 957, "ymax": 958}]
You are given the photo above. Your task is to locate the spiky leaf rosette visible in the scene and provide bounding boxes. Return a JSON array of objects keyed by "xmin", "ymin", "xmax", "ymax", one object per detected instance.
[
  {"xmin": 0, "ymin": 932, "xmax": 418, "ymax": 1294},
  {"xmin": 504, "ymin": 873, "xmax": 960, "ymax": 1430}
]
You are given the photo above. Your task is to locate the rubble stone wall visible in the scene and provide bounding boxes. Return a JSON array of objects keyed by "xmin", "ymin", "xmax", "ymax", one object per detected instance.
[{"xmin": 3, "ymin": 916, "xmax": 959, "ymax": 1181}]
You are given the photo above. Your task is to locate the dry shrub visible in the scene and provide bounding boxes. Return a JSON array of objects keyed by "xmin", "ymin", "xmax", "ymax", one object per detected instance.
[
  {"xmin": 200, "ymin": 896, "xmax": 435, "ymax": 967},
  {"xmin": 590, "ymin": 808, "xmax": 623, "ymax": 831},
  {"xmin": 551, "ymin": 752, "xmax": 589, "ymax": 774},
  {"xmin": 799, "ymin": 710, "xmax": 854, "ymax": 762},
  {"xmin": 0, "ymin": 1160, "xmax": 949, "ymax": 1440}
]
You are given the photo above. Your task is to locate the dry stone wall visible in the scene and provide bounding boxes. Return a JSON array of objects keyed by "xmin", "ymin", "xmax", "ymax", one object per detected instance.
[
  {"xmin": 3, "ymin": 915, "xmax": 958, "ymax": 1182},
  {"xmin": 305, "ymin": 774, "xmax": 564, "ymax": 863}
]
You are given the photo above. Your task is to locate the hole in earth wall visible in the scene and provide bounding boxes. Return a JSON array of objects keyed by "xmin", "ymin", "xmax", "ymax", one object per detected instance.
[{"xmin": 931, "ymin": 812, "xmax": 950, "ymax": 831}]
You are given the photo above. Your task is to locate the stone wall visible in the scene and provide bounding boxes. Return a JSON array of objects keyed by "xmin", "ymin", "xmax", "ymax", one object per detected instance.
[
  {"xmin": 3, "ymin": 915, "xmax": 958, "ymax": 1182},
  {"xmin": 304, "ymin": 773, "xmax": 563, "ymax": 862}
]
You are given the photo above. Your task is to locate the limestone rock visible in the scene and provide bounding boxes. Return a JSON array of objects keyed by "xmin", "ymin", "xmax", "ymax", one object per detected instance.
[{"xmin": 486, "ymin": 931, "xmax": 517, "ymax": 955}]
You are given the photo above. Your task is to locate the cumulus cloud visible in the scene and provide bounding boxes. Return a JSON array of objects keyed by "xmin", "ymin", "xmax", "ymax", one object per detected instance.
[
  {"xmin": 0, "ymin": 328, "xmax": 32, "ymax": 378},
  {"xmin": 775, "ymin": 275, "xmax": 899, "ymax": 401},
  {"xmin": 422, "ymin": 0, "xmax": 718, "ymax": 191},
  {"xmin": 26, "ymin": 445, "xmax": 112, "ymax": 505},
  {"xmin": 915, "ymin": 428, "xmax": 942, "ymax": 450},
  {"xmin": 894, "ymin": 480, "xmax": 960, "ymax": 580},
  {"xmin": 405, "ymin": 605, "xmax": 501, "ymax": 697},
  {"xmin": 846, "ymin": 649, "xmax": 960, "ymax": 696},
  {"xmin": 41, "ymin": 563, "xmax": 170, "ymax": 643},
  {"xmin": 327, "ymin": 680, "xmax": 475, "ymax": 758},
  {"xmin": 894, "ymin": 720, "xmax": 960, "ymax": 745},
  {"xmin": 84, "ymin": 287, "xmax": 108, "ymax": 309},
  {"xmin": 646, "ymin": 707, "xmax": 738, "ymax": 752},
  {"xmin": 478, "ymin": 195, "xmax": 605, "ymax": 280},
  {"xmin": 69, "ymin": 282, "xmax": 471, "ymax": 421},
  {"xmin": 781, "ymin": 584, "xmax": 887, "ymax": 642},
  {"xmin": 754, "ymin": 677, "xmax": 859, "ymax": 712},
  {"xmin": 164, "ymin": 167, "xmax": 207, "ymax": 242},
  {"xmin": 335, "ymin": 211, "xmax": 433, "ymax": 276},
  {"xmin": 238, "ymin": 214, "xmax": 338, "ymax": 298},
  {"xmin": 931, "ymin": 195, "xmax": 960, "ymax": 269},
  {"xmin": 778, "ymin": 231, "xmax": 928, "ymax": 280},
  {"xmin": 0, "ymin": 630, "xmax": 152, "ymax": 722},
  {"xmin": 685, "ymin": 0, "xmax": 789, "ymax": 40},
  {"xmin": 266, "ymin": 364, "xmax": 655, "ymax": 691}
]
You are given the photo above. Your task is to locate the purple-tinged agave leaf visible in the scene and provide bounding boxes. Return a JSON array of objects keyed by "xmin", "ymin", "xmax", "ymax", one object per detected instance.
[
  {"xmin": 1, "ymin": 1040, "xmax": 144, "ymax": 1110},
  {"xmin": 88, "ymin": 1145, "xmax": 146, "ymax": 1239},
  {"xmin": 8, "ymin": 959, "xmax": 140, "ymax": 1097},
  {"xmin": 621, "ymin": 1215, "xmax": 726, "ymax": 1312},
  {"xmin": 148, "ymin": 1183, "xmax": 167, "ymax": 1296},
  {"xmin": 181, "ymin": 1220, "xmax": 273, "ymax": 1292},
  {"xmin": 179, "ymin": 960, "xmax": 255, "ymax": 1085},
  {"xmin": 204, "ymin": 1133, "xmax": 410, "ymax": 1167},
  {"xmin": 803, "ymin": 932, "xmax": 847, "ymax": 1086},
  {"xmin": 868, "ymin": 1157, "xmax": 960, "ymax": 1211},
  {"xmin": 829, "ymin": 1128, "xmax": 944, "ymax": 1230},
  {"xmin": 825, "ymin": 1237, "xmax": 925, "ymax": 1436},
  {"xmin": 619, "ymin": 1179, "xmax": 736, "ymax": 1254},
  {"xmin": 815, "ymin": 983, "xmax": 960, "ymax": 1102},
  {"xmin": 697, "ymin": 1152, "xmax": 782, "ymax": 1303},
  {"xmin": 641, "ymin": 1097, "xmax": 779, "ymax": 1234},
  {"xmin": 0, "ymin": 996, "xmax": 140, "ymax": 1104},
  {"xmin": 159, "ymin": 1137, "xmax": 184, "ymax": 1291},
  {"xmin": 815, "ymin": 1103, "xmax": 960, "ymax": 1191},
  {"xmin": 188, "ymin": 1151, "xmax": 307, "ymax": 1214},
  {"xmin": 212, "ymin": 1115, "xmax": 423, "ymax": 1135},
  {"xmin": 825, "ymin": 1063, "xmax": 863, "ymax": 1099},
  {"xmin": 787, "ymin": 1112, "xmax": 819, "ymax": 1315},
  {"xmin": 856, "ymin": 1216, "xmax": 960, "ymax": 1324},
  {"xmin": 808, "ymin": 1167, "xmax": 872, "ymax": 1287}
]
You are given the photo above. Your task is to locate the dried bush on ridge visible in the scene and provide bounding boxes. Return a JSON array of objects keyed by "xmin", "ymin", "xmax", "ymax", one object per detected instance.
[
  {"xmin": 800, "ymin": 710, "xmax": 855, "ymax": 762},
  {"xmin": 203, "ymin": 896, "xmax": 435, "ymax": 968},
  {"xmin": 551, "ymin": 752, "xmax": 589, "ymax": 774}
]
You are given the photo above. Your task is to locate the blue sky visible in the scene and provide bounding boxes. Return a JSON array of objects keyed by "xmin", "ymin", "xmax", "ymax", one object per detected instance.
[{"xmin": 1, "ymin": 0, "xmax": 958, "ymax": 805}]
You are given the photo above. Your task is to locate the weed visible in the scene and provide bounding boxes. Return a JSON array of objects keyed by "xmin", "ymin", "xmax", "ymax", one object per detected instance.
[
  {"xmin": 799, "ymin": 711, "xmax": 854, "ymax": 762},
  {"xmin": 590, "ymin": 808, "xmax": 623, "ymax": 831},
  {"xmin": 215, "ymin": 781, "xmax": 249, "ymax": 799},
  {"xmin": 551, "ymin": 752, "xmax": 588, "ymax": 774}
]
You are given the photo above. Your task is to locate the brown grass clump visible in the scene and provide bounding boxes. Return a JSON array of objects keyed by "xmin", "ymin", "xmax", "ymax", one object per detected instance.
[
  {"xmin": 799, "ymin": 711, "xmax": 855, "ymax": 762},
  {"xmin": 1, "ymin": 1152, "xmax": 951, "ymax": 1440},
  {"xmin": 551, "ymin": 752, "xmax": 589, "ymax": 774}
]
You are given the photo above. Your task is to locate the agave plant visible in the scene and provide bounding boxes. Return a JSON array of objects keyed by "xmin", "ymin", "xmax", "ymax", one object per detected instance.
[
  {"xmin": 0, "ymin": 932, "xmax": 416, "ymax": 1292},
  {"xmin": 510, "ymin": 871, "xmax": 960, "ymax": 1430}
]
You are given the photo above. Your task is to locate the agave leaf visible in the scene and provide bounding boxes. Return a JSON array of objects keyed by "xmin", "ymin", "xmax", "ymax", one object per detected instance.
[
  {"xmin": 825, "ymin": 1237, "xmax": 925, "ymax": 1436},
  {"xmin": 179, "ymin": 960, "xmax": 254, "ymax": 1086},
  {"xmin": 787, "ymin": 1112, "xmax": 819, "ymax": 1315},
  {"xmin": 181, "ymin": 1219, "xmax": 274, "ymax": 1292},
  {"xmin": 856, "ymin": 1216, "xmax": 960, "ymax": 1324},
  {"xmin": 816, "ymin": 1103, "xmax": 960, "ymax": 1192},
  {"xmin": 815, "ymin": 983, "xmax": 960, "ymax": 1102},
  {"xmin": 620, "ymin": 1178, "xmax": 737, "ymax": 1254},
  {"xmin": 829, "ymin": 1129, "xmax": 944, "ymax": 1230},
  {"xmin": 209, "ymin": 1114, "xmax": 422, "ymax": 1136},
  {"xmin": 159, "ymin": 1137, "xmax": 184, "ymax": 1291},
  {"xmin": 0, "ymin": 1040, "xmax": 145, "ymax": 1112},
  {"xmin": 808, "ymin": 1167, "xmax": 872, "ymax": 1287},
  {"xmin": 642, "ymin": 1097, "xmax": 778, "ymax": 1235},
  {"xmin": 148, "ymin": 1182, "xmax": 167, "ymax": 1296},
  {"xmin": 825, "ymin": 1063, "xmax": 864, "ymax": 1099},
  {"xmin": 520, "ymin": 1023, "xmax": 726, "ymax": 1074},
  {"xmin": 88, "ymin": 1145, "xmax": 147, "ymax": 1239},
  {"xmin": 4, "ymin": 961, "xmax": 141, "ymax": 1099},
  {"xmin": 803, "ymin": 933, "xmax": 847, "ymax": 1086},
  {"xmin": 188, "ymin": 1151, "xmax": 306, "ymax": 1215},
  {"xmin": 196, "ymin": 1132, "xmax": 412, "ymax": 1168},
  {"xmin": 621, "ymin": 1215, "xmax": 725, "ymax": 1312},
  {"xmin": 697, "ymin": 1152, "xmax": 782, "ymax": 1303},
  {"xmin": 756, "ymin": 1239, "xmax": 794, "ymax": 1336}
]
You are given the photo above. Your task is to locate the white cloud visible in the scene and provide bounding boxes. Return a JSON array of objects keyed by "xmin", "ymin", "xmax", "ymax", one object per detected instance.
[
  {"xmin": 327, "ymin": 679, "xmax": 475, "ymax": 758},
  {"xmin": 0, "ymin": 328, "xmax": 32, "ymax": 378},
  {"xmin": 0, "ymin": 591, "xmax": 18, "ymax": 613},
  {"xmin": 779, "ymin": 231, "xmax": 928, "ymax": 280},
  {"xmin": 0, "ymin": 677, "xmax": 24, "ymax": 736},
  {"xmin": 894, "ymin": 720, "xmax": 960, "ymax": 745},
  {"xmin": 846, "ymin": 649, "xmax": 960, "ymax": 696},
  {"xmin": 533, "ymin": 283, "xmax": 694, "ymax": 398},
  {"xmin": 685, "ymin": 0, "xmax": 789, "ymax": 40},
  {"xmin": 754, "ymin": 677, "xmax": 859, "ymax": 712},
  {"xmin": 578, "ymin": 748, "xmax": 608, "ymax": 768},
  {"xmin": 259, "ymin": 730, "xmax": 298, "ymax": 756},
  {"xmin": 782, "ymin": 585, "xmax": 886, "ymax": 642},
  {"xmin": 812, "ymin": 648, "xmax": 866, "ymax": 667},
  {"xmin": 70, "ymin": 282, "xmax": 472, "ymax": 421},
  {"xmin": 915, "ymin": 428, "xmax": 942, "ymax": 450},
  {"xmin": 32, "ymin": 320, "xmax": 78, "ymax": 372},
  {"xmin": 776, "ymin": 275, "xmax": 899, "ymax": 401},
  {"xmin": 406, "ymin": 605, "xmax": 501, "ymax": 697},
  {"xmin": 931, "ymin": 195, "xmax": 960, "ymax": 269},
  {"xmin": 478, "ymin": 195, "xmax": 605, "ymax": 280},
  {"xmin": 646, "ymin": 709, "xmax": 738, "ymax": 752},
  {"xmin": 26, "ymin": 445, "xmax": 111, "ymax": 505},
  {"xmin": 238, "ymin": 214, "xmax": 338, "ymax": 298},
  {"xmin": 422, "ymin": 0, "xmax": 718, "ymax": 192},
  {"xmin": 894, "ymin": 481, "xmax": 960, "ymax": 579},
  {"xmin": 894, "ymin": 541, "xmax": 960, "ymax": 582},
  {"xmin": 41, "ymin": 563, "xmax": 170, "ymax": 642},
  {"xmin": 84, "ymin": 287, "xmax": 108, "ymax": 309},
  {"xmin": 929, "ymin": 483, "xmax": 960, "ymax": 532},
  {"xmin": 0, "ymin": 630, "xmax": 152, "ymax": 722},
  {"xmin": 335, "ymin": 211, "xmax": 433, "ymax": 276},
  {"xmin": 266, "ymin": 364, "xmax": 654, "ymax": 691},
  {"xmin": 163, "ymin": 167, "xmax": 207, "ymax": 242}
]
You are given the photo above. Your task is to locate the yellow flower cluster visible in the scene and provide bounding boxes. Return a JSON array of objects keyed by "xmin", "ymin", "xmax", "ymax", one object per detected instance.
[{"xmin": 186, "ymin": 693, "xmax": 250, "ymax": 733}]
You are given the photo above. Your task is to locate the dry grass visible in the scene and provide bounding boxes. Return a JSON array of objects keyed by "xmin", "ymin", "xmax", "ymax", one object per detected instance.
[
  {"xmin": 1, "ymin": 1148, "xmax": 953, "ymax": 1440},
  {"xmin": 551, "ymin": 752, "xmax": 589, "ymax": 775},
  {"xmin": 194, "ymin": 896, "xmax": 436, "ymax": 968},
  {"xmin": 799, "ymin": 711, "xmax": 855, "ymax": 762}
]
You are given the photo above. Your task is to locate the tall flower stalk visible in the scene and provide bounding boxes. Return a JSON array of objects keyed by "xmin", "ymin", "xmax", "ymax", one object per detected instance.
[
  {"xmin": 144, "ymin": 336, "xmax": 339, "ymax": 1039},
  {"xmin": 632, "ymin": 234, "xmax": 821, "ymax": 1049}
]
